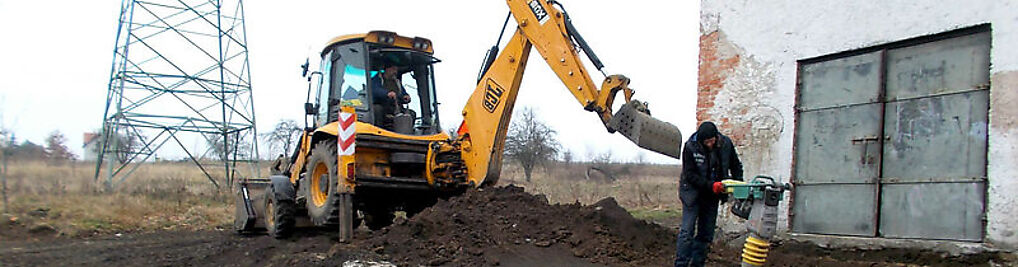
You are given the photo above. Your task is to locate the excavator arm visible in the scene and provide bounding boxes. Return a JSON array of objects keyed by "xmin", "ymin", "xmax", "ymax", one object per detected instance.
[{"xmin": 432, "ymin": 0, "xmax": 682, "ymax": 187}]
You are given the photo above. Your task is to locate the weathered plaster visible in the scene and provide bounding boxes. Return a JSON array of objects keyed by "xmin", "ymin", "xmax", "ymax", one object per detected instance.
[
  {"xmin": 987, "ymin": 71, "xmax": 1018, "ymax": 248},
  {"xmin": 700, "ymin": 0, "xmax": 1018, "ymax": 248},
  {"xmin": 698, "ymin": 29, "xmax": 790, "ymax": 234},
  {"xmin": 696, "ymin": 31, "xmax": 740, "ymax": 123}
]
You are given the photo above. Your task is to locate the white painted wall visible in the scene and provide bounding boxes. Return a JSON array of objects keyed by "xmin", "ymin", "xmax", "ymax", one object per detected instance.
[{"xmin": 700, "ymin": 0, "xmax": 1018, "ymax": 248}]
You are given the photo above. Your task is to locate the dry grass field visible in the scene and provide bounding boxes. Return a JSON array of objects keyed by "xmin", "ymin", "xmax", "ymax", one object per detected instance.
[
  {"xmin": 499, "ymin": 162, "xmax": 682, "ymax": 225},
  {"xmin": 1, "ymin": 159, "xmax": 681, "ymax": 238},
  {"xmin": 1, "ymin": 160, "xmax": 234, "ymax": 237}
]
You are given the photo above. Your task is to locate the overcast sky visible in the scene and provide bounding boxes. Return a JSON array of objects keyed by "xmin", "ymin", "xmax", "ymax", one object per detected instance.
[{"xmin": 0, "ymin": 0, "xmax": 699, "ymax": 164}]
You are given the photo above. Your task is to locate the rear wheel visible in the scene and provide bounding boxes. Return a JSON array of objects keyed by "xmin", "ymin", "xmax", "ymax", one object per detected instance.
[
  {"xmin": 264, "ymin": 186, "xmax": 295, "ymax": 239},
  {"xmin": 305, "ymin": 141, "xmax": 341, "ymax": 226}
]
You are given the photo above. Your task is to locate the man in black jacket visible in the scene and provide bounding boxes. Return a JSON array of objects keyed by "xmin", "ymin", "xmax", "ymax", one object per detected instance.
[{"xmin": 674, "ymin": 121, "xmax": 743, "ymax": 267}]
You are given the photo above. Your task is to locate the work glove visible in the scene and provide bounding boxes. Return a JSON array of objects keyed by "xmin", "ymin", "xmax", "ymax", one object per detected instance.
[{"xmin": 712, "ymin": 181, "xmax": 725, "ymax": 194}]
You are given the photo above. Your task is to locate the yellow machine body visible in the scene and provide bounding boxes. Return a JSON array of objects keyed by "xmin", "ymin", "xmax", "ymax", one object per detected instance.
[
  {"xmin": 288, "ymin": 113, "xmax": 450, "ymax": 189},
  {"xmin": 237, "ymin": 0, "xmax": 683, "ymax": 242}
]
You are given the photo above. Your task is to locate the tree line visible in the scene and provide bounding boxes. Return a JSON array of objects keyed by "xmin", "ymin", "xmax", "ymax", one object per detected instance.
[
  {"xmin": 0, "ymin": 130, "xmax": 75, "ymax": 163},
  {"xmin": 0, "ymin": 111, "xmax": 632, "ymax": 170}
]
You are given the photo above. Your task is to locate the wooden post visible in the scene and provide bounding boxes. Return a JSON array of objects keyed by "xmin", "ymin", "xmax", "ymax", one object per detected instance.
[
  {"xmin": 338, "ymin": 193, "xmax": 353, "ymax": 243},
  {"xmin": 337, "ymin": 106, "xmax": 357, "ymax": 243}
]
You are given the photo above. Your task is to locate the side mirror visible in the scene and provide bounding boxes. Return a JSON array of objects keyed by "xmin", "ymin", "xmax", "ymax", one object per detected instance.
[
  {"xmin": 304, "ymin": 103, "xmax": 318, "ymax": 115},
  {"xmin": 307, "ymin": 71, "xmax": 322, "ymax": 82},
  {"xmin": 300, "ymin": 59, "xmax": 309, "ymax": 77}
]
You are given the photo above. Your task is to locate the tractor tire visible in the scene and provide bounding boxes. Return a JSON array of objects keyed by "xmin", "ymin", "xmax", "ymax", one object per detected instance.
[
  {"xmin": 304, "ymin": 141, "xmax": 342, "ymax": 226},
  {"xmin": 299, "ymin": 177, "xmax": 363, "ymax": 231},
  {"xmin": 264, "ymin": 185, "xmax": 295, "ymax": 239},
  {"xmin": 362, "ymin": 207, "xmax": 394, "ymax": 230}
]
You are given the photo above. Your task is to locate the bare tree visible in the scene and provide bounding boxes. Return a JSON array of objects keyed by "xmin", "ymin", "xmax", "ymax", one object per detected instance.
[
  {"xmin": 631, "ymin": 151, "xmax": 647, "ymax": 177},
  {"xmin": 45, "ymin": 130, "xmax": 76, "ymax": 163},
  {"xmin": 204, "ymin": 132, "xmax": 251, "ymax": 161},
  {"xmin": 92, "ymin": 128, "xmax": 142, "ymax": 164},
  {"xmin": 1, "ymin": 102, "xmax": 10, "ymax": 211},
  {"xmin": 504, "ymin": 107, "xmax": 559, "ymax": 182},
  {"xmin": 634, "ymin": 151, "xmax": 646, "ymax": 165},
  {"xmin": 10, "ymin": 140, "xmax": 45, "ymax": 160},
  {"xmin": 586, "ymin": 150, "xmax": 630, "ymax": 182},
  {"xmin": 562, "ymin": 149, "xmax": 573, "ymax": 165},
  {"xmin": 261, "ymin": 119, "xmax": 302, "ymax": 158},
  {"xmin": 588, "ymin": 151, "xmax": 615, "ymax": 181},
  {"xmin": 1, "ymin": 127, "xmax": 11, "ymax": 213}
]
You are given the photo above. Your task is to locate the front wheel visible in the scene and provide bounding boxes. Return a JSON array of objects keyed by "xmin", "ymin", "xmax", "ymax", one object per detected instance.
[
  {"xmin": 305, "ymin": 141, "xmax": 341, "ymax": 226},
  {"xmin": 264, "ymin": 185, "xmax": 295, "ymax": 239}
]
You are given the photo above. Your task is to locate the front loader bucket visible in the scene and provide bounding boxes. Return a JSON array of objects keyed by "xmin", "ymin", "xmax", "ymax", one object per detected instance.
[
  {"xmin": 234, "ymin": 178, "xmax": 270, "ymax": 233},
  {"xmin": 608, "ymin": 100, "xmax": 682, "ymax": 159}
]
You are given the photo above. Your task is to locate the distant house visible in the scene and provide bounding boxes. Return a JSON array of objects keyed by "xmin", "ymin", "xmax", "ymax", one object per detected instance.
[{"xmin": 82, "ymin": 132, "xmax": 99, "ymax": 161}]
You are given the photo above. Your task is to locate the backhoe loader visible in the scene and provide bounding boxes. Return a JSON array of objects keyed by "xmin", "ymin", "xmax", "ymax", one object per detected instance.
[{"xmin": 234, "ymin": 0, "xmax": 683, "ymax": 242}]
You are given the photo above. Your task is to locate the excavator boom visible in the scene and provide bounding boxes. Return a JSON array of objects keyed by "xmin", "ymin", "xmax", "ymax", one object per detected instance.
[
  {"xmin": 236, "ymin": 0, "xmax": 684, "ymax": 243},
  {"xmin": 450, "ymin": 0, "xmax": 682, "ymax": 187}
]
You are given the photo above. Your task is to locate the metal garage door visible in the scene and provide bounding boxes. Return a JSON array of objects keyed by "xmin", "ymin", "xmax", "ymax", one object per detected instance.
[
  {"xmin": 793, "ymin": 30, "xmax": 989, "ymax": 241},
  {"xmin": 794, "ymin": 51, "xmax": 883, "ymax": 236},
  {"xmin": 878, "ymin": 31, "xmax": 989, "ymax": 240}
]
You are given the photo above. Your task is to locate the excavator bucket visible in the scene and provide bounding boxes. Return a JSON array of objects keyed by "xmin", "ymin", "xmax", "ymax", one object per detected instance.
[
  {"xmin": 234, "ymin": 178, "xmax": 270, "ymax": 233},
  {"xmin": 608, "ymin": 100, "xmax": 682, "ymax": 159}
]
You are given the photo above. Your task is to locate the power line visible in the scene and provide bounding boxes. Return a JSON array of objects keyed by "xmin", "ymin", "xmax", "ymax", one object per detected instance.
[{"xmin": 95, "ymin": 0, "xmax": 260, "ymax": 190}]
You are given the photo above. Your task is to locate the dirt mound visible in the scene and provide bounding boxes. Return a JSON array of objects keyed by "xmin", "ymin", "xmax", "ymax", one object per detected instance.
[
  {"xmin": 360, "ymin": 185, "xmax": 675, "ymax": 267},
  {"xmin": 1, "ymin": 213, "xmax": 61, "ymax": 241},
  {"xmin": 5, "ymin": 185, "xmax": 1012, "ymax": 267}
]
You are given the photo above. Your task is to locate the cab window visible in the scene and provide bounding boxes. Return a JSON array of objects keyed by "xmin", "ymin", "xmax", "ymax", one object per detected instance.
[
  {"xmin": 316, "ymin": 43, "xmax": 368, "ymax": 126},
  {"xmin": 314, "ymin": 52, "xmax": 333, "ymax": 127},
  {"xmin": 367, "ymin": 48, "xmax": 441, "ymax": 134},
  {"xmin": 338, "ymin": 65, "xmax": 370, "ymax": 108}
]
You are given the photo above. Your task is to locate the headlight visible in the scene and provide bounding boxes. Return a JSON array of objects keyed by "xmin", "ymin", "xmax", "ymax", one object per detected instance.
[
  {"xmin": 413, "ymin": 42, "xmax": 429, "ymax": 50},
  {"xmin": 412, "ymin": 38, "xmax": 430, "ymax": 50},
  {"xmin": 378, "ymin": 34, "xmax": 395, "ymax": 44}
]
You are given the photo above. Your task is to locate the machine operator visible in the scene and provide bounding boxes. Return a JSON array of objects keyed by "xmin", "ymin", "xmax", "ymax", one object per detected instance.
[{"xmin": 370, "ymin": 65, "xmax": 411, "ymax": 129}]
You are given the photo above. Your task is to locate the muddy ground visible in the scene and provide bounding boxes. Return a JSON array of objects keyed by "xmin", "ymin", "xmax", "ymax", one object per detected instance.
[{"xmin": 1, "ymin": 185, "xmax": 1012, "ymax": 267}]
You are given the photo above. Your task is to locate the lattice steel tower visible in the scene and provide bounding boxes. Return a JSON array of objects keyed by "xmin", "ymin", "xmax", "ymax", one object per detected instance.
[{"xmin": 95, "ymin": 0, "xmax": 259, "ymax": 189}]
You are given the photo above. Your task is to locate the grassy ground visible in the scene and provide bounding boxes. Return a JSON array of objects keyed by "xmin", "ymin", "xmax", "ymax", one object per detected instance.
[
  {"xmin": 2, "ymin": 160, "xmax": 233, "ymax": 237},
  {"xmin": 499, "ymin": 162, "xmax": 682, "ymax": 225},
  {"xmin": 1, "ymin": 159, "xmax": 680, "ymax": 238}
]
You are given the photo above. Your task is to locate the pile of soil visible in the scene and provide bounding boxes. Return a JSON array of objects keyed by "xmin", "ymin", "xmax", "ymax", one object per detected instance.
[
  {"xmin": 359, "ymin": 185, "xmax": 676, "ymax": 266},
  {"xmin": 1, "ymin": 212, "xmax": 61, "ymax": 242},
  {"xmin": 4, "ymin": 185, "xmax": 1013, "ymax": 267}
]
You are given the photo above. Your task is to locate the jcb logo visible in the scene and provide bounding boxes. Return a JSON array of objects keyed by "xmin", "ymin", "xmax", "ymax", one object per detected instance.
[
  {"xmin": 483, "ymin": 80, "xmax": 505, "ymax": 113},
  {"xmin": 528, "ymin": 0, "xmax": 549, "ymax": 25}
]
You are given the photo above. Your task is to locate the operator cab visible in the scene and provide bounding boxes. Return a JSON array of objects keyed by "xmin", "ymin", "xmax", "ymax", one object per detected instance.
[{"xmin": 305, "ymin": 31, "xmax": 441, "ymax": 135}]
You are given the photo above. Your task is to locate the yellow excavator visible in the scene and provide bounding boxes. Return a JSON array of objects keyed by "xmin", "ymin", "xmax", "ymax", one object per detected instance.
[{"xmin": 234, "ymin": 0, "xmax": 682, "ymax": 242}]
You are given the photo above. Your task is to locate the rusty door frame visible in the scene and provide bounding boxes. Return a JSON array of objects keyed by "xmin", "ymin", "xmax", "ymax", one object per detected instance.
[{"xmin": 873, "ymin": 49, "xmax": 888, "ymax": 237}]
